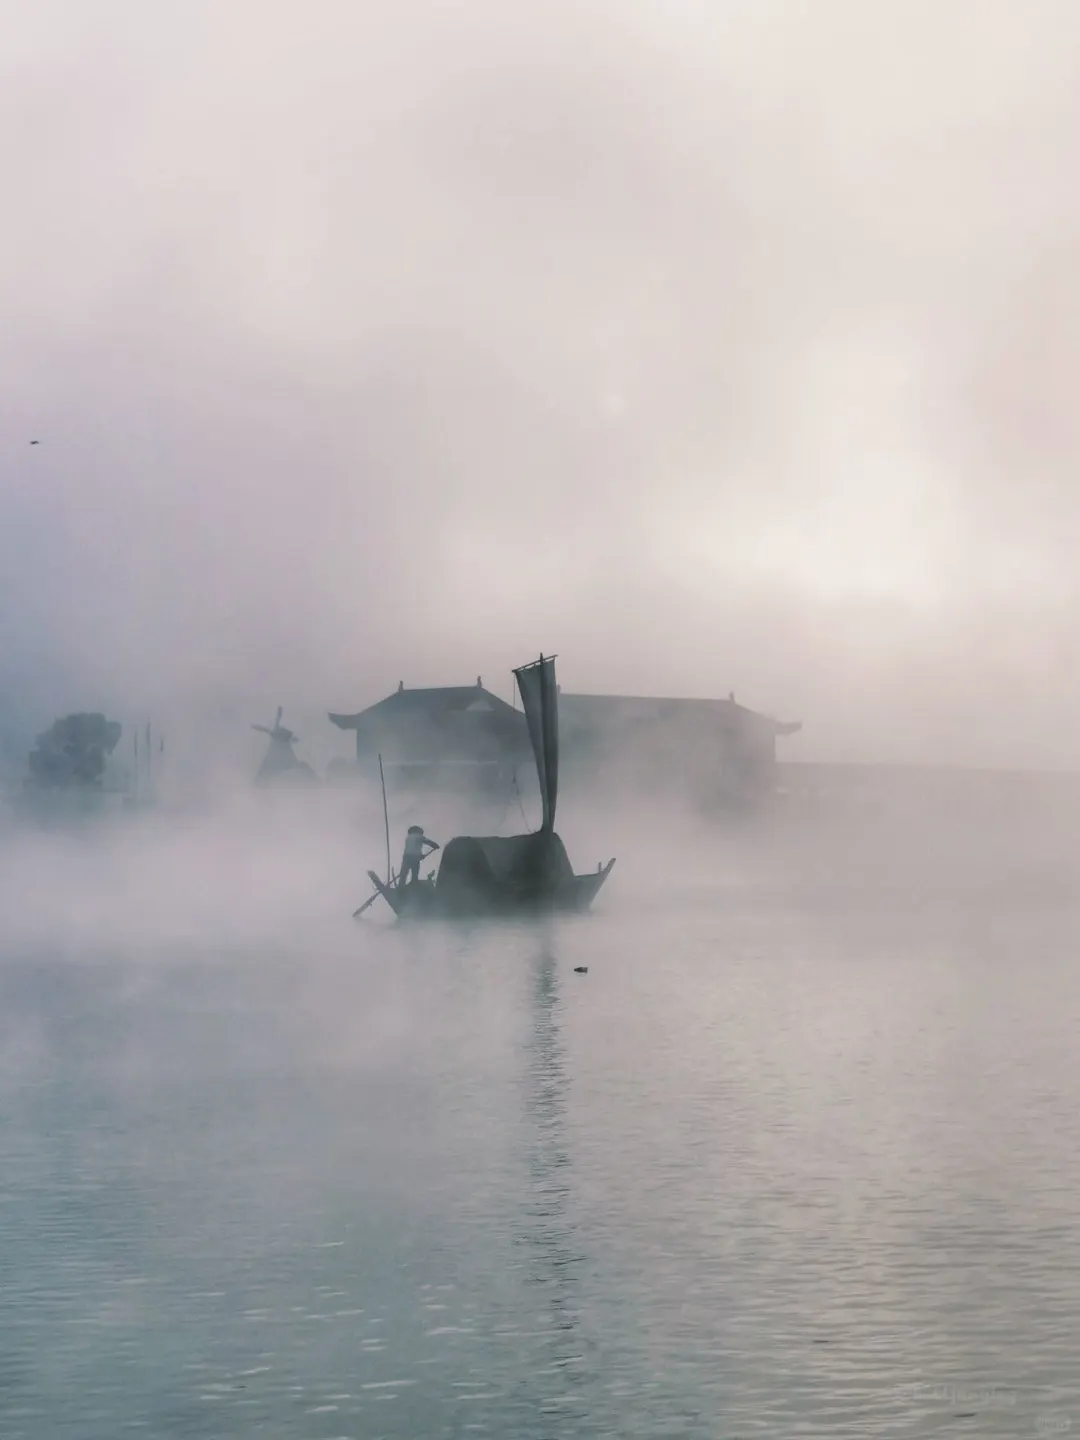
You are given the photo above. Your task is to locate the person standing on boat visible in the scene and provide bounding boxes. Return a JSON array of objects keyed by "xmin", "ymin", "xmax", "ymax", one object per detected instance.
[{"xmin": 399, "ymin": 825, "xmax": 439, "ymax": 887}]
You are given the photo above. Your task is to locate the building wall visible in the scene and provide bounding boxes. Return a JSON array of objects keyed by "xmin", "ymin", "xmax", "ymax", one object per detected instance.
[
  {"xmin": 557, "ymin": 696, "xmax": 783, "ymax": 805},
  {"xmin": 327, "ymin": 689, "xmax": 532, "ymax": 794},
  {"xmin": 329, "ymin": 687, "xmax": 791, "ymax": 807},
  {"xmin": 352, "ymin": 710, "xmax": 529, "ymax": 767}
]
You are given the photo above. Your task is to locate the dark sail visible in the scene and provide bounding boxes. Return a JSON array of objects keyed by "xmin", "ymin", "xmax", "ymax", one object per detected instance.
[{"xmin": 514, "ymin": 655, "xmax": 559, "ymax": 832}]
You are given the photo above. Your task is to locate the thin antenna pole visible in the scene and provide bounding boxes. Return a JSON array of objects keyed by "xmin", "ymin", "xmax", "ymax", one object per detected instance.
[{"xmin": 379, "ymin": 752, "xmax": 391, "ymax": 884}]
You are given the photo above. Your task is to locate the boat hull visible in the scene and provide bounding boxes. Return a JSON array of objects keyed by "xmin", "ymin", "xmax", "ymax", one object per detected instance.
[{"xmin": 366, "ymin": 860, "xmax": 615, "ymax": 921}]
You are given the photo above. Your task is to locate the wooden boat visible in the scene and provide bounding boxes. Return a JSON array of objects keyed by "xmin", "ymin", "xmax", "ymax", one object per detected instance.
[{"xmin": 363, "ymin": 655, "xmax": 615, "ymax": 919}]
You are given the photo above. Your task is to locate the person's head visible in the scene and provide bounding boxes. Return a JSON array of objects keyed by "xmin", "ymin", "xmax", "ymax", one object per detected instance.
[{"xmin": 407, "ymin": 825, "xmax": 423, "ymax": 835}]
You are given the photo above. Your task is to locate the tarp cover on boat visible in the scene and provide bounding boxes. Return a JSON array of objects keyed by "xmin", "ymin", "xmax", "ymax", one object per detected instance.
[{"xmin": 436, "ymin": 831, "xmax": 574, "ymax": 904}]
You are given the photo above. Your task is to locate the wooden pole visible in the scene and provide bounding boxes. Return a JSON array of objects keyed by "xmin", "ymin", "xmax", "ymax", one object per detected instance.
[{"xmin": 379, "ymin": 752, "xmax": 391, "ymax": 884}]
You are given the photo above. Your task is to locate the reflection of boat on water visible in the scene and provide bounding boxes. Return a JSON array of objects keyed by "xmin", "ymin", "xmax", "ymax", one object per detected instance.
[
  {"xmin": 515, "ymin": 942, "xmax": 589, "ymax": 1418},
  {"xmin": 364, "ymin": 655, "xmax": 615, "ymax": 920}
]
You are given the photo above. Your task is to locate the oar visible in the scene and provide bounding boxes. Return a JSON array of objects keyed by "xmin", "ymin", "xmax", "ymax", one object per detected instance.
[
  {"xmin": 353, "ymin": 870, "xmax": 398, "ymax": 919},
  {"xmin": 352, "ymin": 891, "xmax": 380, "ymax": 919}
]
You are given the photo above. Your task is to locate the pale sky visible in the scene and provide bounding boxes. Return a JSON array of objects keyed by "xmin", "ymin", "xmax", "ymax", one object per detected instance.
[{"xmin": 3, "ymin": 0, "xmax": 1080, "ymax": 767}]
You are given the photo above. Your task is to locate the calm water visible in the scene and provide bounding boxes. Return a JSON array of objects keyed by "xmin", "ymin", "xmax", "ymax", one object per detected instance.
[{"xmin": 3, "ymin": 809, "xmax": 1080, "ymax": 1437}]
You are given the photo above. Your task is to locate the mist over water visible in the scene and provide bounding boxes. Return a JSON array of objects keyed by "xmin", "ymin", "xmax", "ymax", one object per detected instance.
[
  {"xmin": 4, "ymin": 735, "xmax": 1080, "ymax": 1439},
  {"xmin": 5, "ymin": 0, "xmax": 1080, "ymax": 1434},
  {"xmin": 4, "ymin": 789, "xmax": 1080, "ymax": 1437}
]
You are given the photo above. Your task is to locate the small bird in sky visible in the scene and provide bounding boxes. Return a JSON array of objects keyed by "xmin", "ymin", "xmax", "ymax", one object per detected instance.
[{"xmin": 30, "ymin": 440, "xmax": 39, "ymax": 445}]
